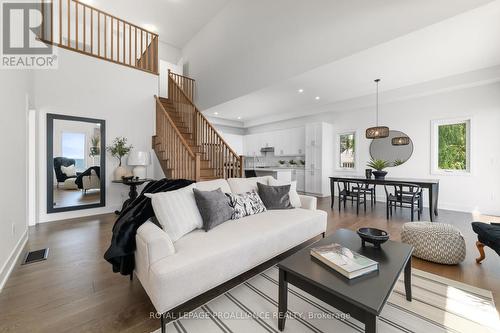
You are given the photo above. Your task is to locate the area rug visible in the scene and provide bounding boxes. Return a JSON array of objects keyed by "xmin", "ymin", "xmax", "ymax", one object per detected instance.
[{"xmin": 153, "ymin": 267, "xmax": 500, "ymax": 333}]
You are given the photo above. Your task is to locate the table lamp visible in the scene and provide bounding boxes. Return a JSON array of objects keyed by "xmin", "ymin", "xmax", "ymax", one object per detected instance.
[{"xmin": 127, "ymin": 151, "xmax": 150, "ymax": 179}]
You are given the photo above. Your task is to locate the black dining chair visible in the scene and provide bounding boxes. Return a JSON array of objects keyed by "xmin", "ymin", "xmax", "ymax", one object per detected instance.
[
  {"xmin": 338, "ymin": 180, "xmax": 367, "ymax": 215},
  {"xmin": 384, "ymin": 183, "xmax": 422, "ymax": 221},
  {"xmin": 354, "ymin": 183, "xmax": 376, "ymax": 207}
]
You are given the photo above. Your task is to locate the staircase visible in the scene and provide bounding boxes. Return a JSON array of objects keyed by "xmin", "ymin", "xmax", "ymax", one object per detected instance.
[{"xmin": 153, "ymin": 71, "xmax": 244, "ymax": 181}]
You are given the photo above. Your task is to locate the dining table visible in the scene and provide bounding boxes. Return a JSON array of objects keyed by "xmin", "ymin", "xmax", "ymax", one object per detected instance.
[{"xmin": 329, "ymin": 176, "xmax": 440, "ymax": 221}]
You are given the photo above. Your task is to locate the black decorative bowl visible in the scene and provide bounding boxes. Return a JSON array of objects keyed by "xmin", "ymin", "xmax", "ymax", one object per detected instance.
[{"xmin": 357, "ymin": 228, "xmax": 389, "ymax": 249}]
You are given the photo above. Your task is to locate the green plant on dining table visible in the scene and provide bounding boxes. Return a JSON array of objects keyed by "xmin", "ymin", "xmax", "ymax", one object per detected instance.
[{"xmin": 366, "ymin": 159, "xmax": 391, "ymax": 171}]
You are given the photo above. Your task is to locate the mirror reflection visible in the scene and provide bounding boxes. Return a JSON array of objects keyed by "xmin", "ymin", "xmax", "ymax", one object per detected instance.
[
  {"xmin": 369, "ymin": 130, "xmax": 413, "ymax": 166},
  {"xmin": 48, "ymin": 115, "xmax": 105, "ymax": 212}
]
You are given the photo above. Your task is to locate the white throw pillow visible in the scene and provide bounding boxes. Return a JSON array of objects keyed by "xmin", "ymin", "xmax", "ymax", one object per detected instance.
[
  {"xmin": 145, "ymin": 184, "xmax": 203, "ymax": 242},
  {"xmin": 268, "ymin": 178, "xmax": 302, "ymax": 208},
  {"xmin": 61, "ymin": 164, "xmax": 77, "ymax": 177},
  {"xmin": 227, "ymin": 176, "xmax": 271, "ymax": 194}
]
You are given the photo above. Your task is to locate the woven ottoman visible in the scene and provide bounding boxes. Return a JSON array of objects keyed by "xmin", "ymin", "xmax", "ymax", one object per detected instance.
[{"xmin": 401, "ymin": 222, "xmax": 466, "ymax": 265}]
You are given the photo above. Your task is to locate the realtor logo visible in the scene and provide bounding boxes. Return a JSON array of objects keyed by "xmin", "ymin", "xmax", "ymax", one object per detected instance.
[{"xmin": 1, "ymin": 1, "xmax": 57, "ymax": 69}]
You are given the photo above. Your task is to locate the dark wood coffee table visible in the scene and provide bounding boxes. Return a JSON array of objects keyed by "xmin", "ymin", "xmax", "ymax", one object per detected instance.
[{"xmin": 277, "ymin": 229, "xmax": 413, "ymax": 333}]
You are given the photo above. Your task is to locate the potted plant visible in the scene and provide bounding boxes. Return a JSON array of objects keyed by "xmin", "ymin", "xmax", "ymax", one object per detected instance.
[
  {"xmin": 107, "ymin": 137, "xmax": 133, "ymax": 180},
  {"xmin": 393, "ymin": 159, "xmax": 404, "ymax": 167},
  {"xmin": 89, "ymin": 136, "xmax": 100, "ymax": 157},
  {"xmin": 298, "ymin": 159, "xmax": 305, "ymax": 166},
  {"xmin": 366, "ymin": 159, "xmax": 390, "ymax": 179},
  {"xmin": 288, "ymin": 160, "xmax": 297, "ymax": 167},
  {"xmin": 278, "ymin": 160, "xmax": 286, "ymax": 167}
]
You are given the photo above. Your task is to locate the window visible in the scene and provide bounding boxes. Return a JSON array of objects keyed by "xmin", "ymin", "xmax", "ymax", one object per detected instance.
[
  {"xmin": 431, "ymin": 118, "xmax": 471, "ymax": 174},
  {"xmin": 61, "ymin": 132, "xmax": 86, "ymax": 171},
  {"xmin": 338, "ymin": 132, "xmax": 356, "ymax": 169}
]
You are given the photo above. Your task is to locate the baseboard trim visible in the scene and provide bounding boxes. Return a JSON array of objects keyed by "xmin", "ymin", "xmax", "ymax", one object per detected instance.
[{"xmin": 0, "ymin": 230, "xmax": 28, "ymax": 291}]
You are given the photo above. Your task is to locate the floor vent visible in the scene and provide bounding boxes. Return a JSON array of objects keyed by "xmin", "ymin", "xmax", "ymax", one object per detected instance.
[{"xmin": 22, "ymin": 248, "xmax": 49, "ymax": 265}]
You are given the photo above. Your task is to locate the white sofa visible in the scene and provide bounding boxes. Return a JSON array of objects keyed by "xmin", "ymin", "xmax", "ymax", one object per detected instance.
[{"xmin": 135, "ymin": 176, "xmax": 327, "ymax": 318}]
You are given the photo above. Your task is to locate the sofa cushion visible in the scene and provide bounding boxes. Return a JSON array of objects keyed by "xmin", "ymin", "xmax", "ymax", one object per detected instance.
[
  {"xmin": 193, "ymin": 188, "xmax": 233, "ymax": 231},
  {"xmin": 227, "ymin": 191, "xmax": 267, "ymax": 219},
  {"xmin": 195, "ymin": 179, "xmax": 231, "ymax": 193},
  {"xmin": 145, "ymin": 184, "xmax": 203, "ymax": 242},
  {"xmin": 257, "ymin": 182, "xmax": 293, "ymax": 210},
  {"xmin": 61, "ymin": 164, "xmax": 77, "ymax": 177},
  {"xmin": 268, "ymin": 178, "xmax": 301, "ymax": 208},
  {"xmin": 227, "ymin": 176, "xmax": 272, "ymax": 194},
  {"xmin": 146, "ymin": 208, "xmax": 327, "ymax": 313}
]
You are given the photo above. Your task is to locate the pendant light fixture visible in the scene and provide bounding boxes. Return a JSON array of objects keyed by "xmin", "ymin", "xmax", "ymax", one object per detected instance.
[
  {"xmin": 365, "ymin": 79, "xmax": 389, "ymax": 139},
  {"xmin": 392, "ymin": 136, "xmax": 410, "ymax": 146}
]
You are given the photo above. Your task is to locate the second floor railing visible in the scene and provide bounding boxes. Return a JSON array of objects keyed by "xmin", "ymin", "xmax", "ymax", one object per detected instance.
[{"xmin": 39, "ymin": 0, "xmax": 158, "ymax": 74}]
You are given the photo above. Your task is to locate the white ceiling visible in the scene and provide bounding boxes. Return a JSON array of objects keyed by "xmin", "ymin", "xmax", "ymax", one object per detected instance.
[
  {"xmin": 81, "ymin": 0, "xmax": 230, "ymax": 48},
  {"xmin": 204, "ymin": 0, "xmax": 500, "ymax": 127}
]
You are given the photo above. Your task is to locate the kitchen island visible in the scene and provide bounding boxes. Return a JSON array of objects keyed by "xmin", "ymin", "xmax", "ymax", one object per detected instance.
[{"xmin": 254, "ymin": 168, "xmax": 292, "ymax": 182}]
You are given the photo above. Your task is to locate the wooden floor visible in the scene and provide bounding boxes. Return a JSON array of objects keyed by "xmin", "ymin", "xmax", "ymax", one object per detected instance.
[
  {"xmin": 0, "ymin": 197, "xmax": 499, "ymax": 333},
  {"xmin": 53, "ymin": 186, "xmax": 101, "ymax": 208}
]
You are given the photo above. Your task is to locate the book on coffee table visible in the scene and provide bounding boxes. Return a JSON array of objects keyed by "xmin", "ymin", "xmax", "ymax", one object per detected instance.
[{"xmin": 311, "ymin": 243, "xmax": 378, "ymax": 279}]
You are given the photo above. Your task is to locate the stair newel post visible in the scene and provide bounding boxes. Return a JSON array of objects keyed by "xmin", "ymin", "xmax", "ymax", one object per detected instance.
[
  {"xmin": 167, "ymin": 69, "xmax": 171, "ymax": 97},
  {"xmin": 195, "ymin": 153, "xmax": 201, "ymax": 181},
  {"xmin": 239, "ymin": 156, "xmax": 244, "ymax": 178}
]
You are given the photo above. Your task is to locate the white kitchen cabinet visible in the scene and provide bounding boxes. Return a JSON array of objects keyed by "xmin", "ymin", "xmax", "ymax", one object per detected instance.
[
  {"xmin": 243, "ymin": 127, "xmax": 306, "ymax": 157},
  {"xmin": 295, "ymin": 169, "xmax": 305, "ymax": 192},
  {"xmin": 305, "ymin": 122, "xmax": 333, "ymax": 197},
  {"xmin": 274, "ymin": 130, "xmax": 287, "ymax": 156},
  {"xmin": 243, "ymin": 134, "xmax": 264, "ymax": 156},
  {"xmin": 275, "ymin": 127, "xmax": 305, "ymax": 156}
]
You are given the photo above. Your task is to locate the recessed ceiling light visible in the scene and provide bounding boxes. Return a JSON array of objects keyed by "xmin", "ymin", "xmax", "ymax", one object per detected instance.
[
  {"xmin": 237, "ymin": 116, "xmax": 242, "ymax": 120},
  {"xmin": 214, "ymin": 112, "xmax": 219, "ymax": 115},
  {"xmin": 315, "ymin": 96, "xmax": 320, "ymax": 100},
  {"xmin": 298, "ymin": 89, "xmax": 304, "ymax": 93}
]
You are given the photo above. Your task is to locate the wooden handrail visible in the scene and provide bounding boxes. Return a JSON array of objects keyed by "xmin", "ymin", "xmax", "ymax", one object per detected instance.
[
  {"xmin": 167, "ymin": 72, "xmax": 243, "ymax": 179},
  {"xmin": 167, "ymin": 72, "xmax": 241, "ymax": 159},
  {"xmin": 155, "ymin": 96, "xmax": 196, "ymax": 158},
  {"xmin": 168, "ymin": 70, "xmax": 195, "ymax": 102},
  {"xmin": 38, "ymin": 0, "xmax": 158, "ymax": 75},
  {"xmin": 154, "ymin": 96, "xmax": 200, "ymax": 180}
]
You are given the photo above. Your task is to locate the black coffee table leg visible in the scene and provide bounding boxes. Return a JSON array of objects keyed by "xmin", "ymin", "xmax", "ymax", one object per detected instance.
[
  {"xmin": 365, "ymin": 313, "xmax": 377, "ymax": 333},
  {"xmin": 278, "ymin": 269, "xmax": 288, "ymax": 331},
  {"xmin": 404, "ymin": 256, "xmax": 412, "ymax": 301}
]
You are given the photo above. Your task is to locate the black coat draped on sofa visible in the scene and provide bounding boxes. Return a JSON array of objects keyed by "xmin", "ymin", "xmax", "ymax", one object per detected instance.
[{"xmin": 104, "ymin": 178, "xmax": 194, "ymax": 276}]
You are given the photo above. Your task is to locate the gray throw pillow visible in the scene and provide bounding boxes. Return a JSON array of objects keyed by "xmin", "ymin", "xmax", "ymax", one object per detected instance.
[
  {"xmin": 193, "ymin": 188, "xmax": 233, "ymax": 231},
  {"xmin": 257, "ymin": 182, "xmax": 293, "ymax": 210}
]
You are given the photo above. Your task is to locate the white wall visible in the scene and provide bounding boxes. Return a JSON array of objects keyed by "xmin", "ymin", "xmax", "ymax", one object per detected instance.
[
  {"xmin": 0, "ymin": 70, "xmax": 31, "ymax": 289},
  {"xmin": 245, "ymin": 83, "xmax": 500, "ymax": 215},
  {"xmin": 158, "ymin": 60, "xmax": 182, "ymax": 98},
  {"xmin": 33, "ymin": 48, "xmax": 158, "ymax": 223},
  {"xmin": 158, "ymin": 40, "xmax": 182, "ymax": 65},
  {"xmin": 218, "ymin": 131, "xmax": 244, "ymax": 156},
  {"xmin": 181, "ymin": 0, "xmax": 493, "ymax": 110}
]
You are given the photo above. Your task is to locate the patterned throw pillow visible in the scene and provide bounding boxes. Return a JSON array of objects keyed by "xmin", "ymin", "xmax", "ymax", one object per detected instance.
[{"xmin": 227, "ymin": 191, "xmax": 267, "ymax": 220}]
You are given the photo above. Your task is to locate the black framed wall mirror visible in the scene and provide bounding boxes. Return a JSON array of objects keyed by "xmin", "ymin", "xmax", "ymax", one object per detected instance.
[
  {"xmin": 369, "ymin": 130, "xmax": 414, "ymax": 167},
  {"xmin": 47, "ymin": 114, "xmax": 106, "ymax": 213}
]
